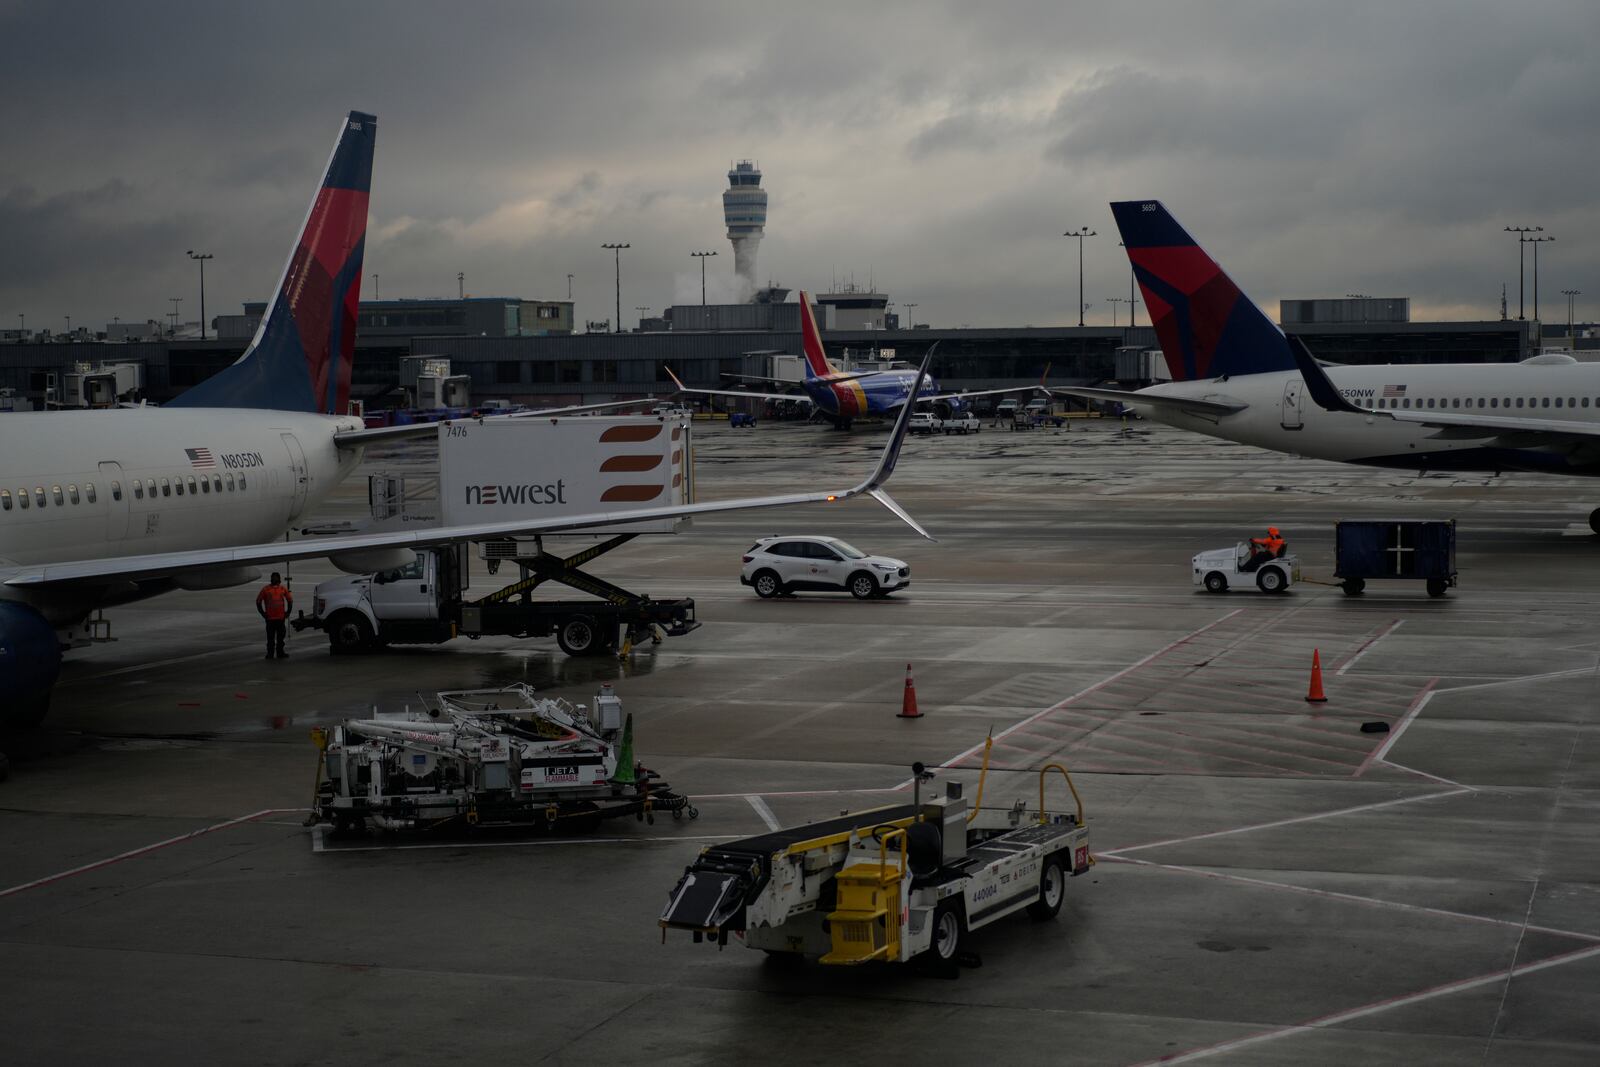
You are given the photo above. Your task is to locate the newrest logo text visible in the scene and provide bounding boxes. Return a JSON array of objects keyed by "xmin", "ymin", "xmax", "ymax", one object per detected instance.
[{"xmin": 465, "ymin": 480, "xmax": 567, "ymax": 506}]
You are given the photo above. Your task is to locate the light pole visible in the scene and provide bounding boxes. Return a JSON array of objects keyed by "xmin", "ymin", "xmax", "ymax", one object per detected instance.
[
  {"xmin": 602, "ymin": 243, "xmax": 629, "ymax": 333},
  {"xmin": 1561, "ymin": 288, "xmax": 1581, "ymax": 349},
  {"xmin": 690, "ymin": 250, "xmax": 716, "ymax": 306},
  {"xmin": 186, "ymin": 250, "xmax": 213, "ymax": 341},
  {"xmin": 635, "ymin": 306, "xmax": 650, "ymax": 331},
  {"xmin": 65, "ymin": 315, "xmax": 71, "ymax": 337},
  {"xmin": 566, "ymin": 273, "xmax": 573, "ymax": 300},
  {"xmin": 372, "ymin": 273, "xmax": 379, "ymax": 301},
  {"xmin": 904, "ymin": 302, "xmax": 918, "ymax": 329},
  {"xmin": 1345, "ymin": 293, "xmax": 1371, "ymax": 324},
  {"xmin": 1505, "ymin": 226, "xmax": 1542, "ymax": 320},
  {"xmin": 169, "ymin": 297, "xmax": 182, "ymax": 337},
  {"xmin": 1106, "ymin": 296, "xmax": 1129, "ymax": 326},
  {"xmin": 457, "ymin": 272, "xmax": 464, "ymax": 300},
  {"xmin": 17, "ymin": 313, "xmax": 23, "ymax": 339},
  {"xmin": 1118, "ymin": 241, "xmax": 1139, "ymax": 327},
  {"xmin": 1064, "ymin": 227, "xmax": 1096, "ymax": 327},
  {"xmin": 1528, "ymin": 235, "xmax": 1554, "ymax": 320}
]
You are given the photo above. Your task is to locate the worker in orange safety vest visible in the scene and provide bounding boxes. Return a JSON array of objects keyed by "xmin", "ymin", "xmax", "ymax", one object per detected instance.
[{"xmin": 255, "ymin": 571, "xmax": 294, "ymax": 659}]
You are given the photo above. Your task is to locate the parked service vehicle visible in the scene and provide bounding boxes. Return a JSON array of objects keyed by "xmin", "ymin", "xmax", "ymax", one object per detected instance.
[
  {"xmin": 941, "ymin": 412, "xmax": 981, "ymax": 435},
  {"xmin": 908, "ymin": 412, "xmax": 941, "ymax": 435},
  {"xmin": 741, "ymin": 535, "xmax": 910, "ymax": 599},
  {"xmin": 1192, "ymin": 542, "xmax": 1301, "ymax": 594},
  {"xmin": 295, "ymin": 542, "xmax": 699, "ymax": 657},
  {"xmin": 993, "ymin": 399, "xmax": 1020, "ymax": 424}
]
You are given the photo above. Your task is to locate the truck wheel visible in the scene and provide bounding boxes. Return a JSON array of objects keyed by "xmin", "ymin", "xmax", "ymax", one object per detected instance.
[
  {"xmin": 1026, "ymin": 855, "xmax": 1067, "ymax": 920},
  {"xmin": 1426, "ymin": 578, "xmax": 1449, "ymax": 598},
  {"xmin": 848, "ymin": 572, "xmax": 878, "ymax": 600},
  {"xmin": 929, "ymin": 901, "xmax": 965, "ymax": 962},
  {"xmin": 327, "ymin": 612, "xmax": 374, "ymax": 654},
  {"xmin": 1204, "ymin": 572, "xmax": 1228, "ymax": 594},
  {"xmin": 1342, "ymin": 578, "xmax": 1366, "ymax": 596},
  {"xmin": 751, "ymin": 570, "xmax": 784, "ymax": 599},
  {"xmin": 1256, "ymin": 568, "xmax": 1286, "ymax": 594},
  {"xmin": 556, "ymin": 616, "xmax": 601, "ymax": 656}
]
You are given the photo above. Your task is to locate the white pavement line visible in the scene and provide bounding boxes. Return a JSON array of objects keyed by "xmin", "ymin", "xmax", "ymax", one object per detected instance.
[
  {"xmin": 1100, "ymin": 788, "xmax": 1469, "ymax": 857},
  {"xmin": 1105, "ymin": 855, "xmax": 1600, "ymax": 943},
  {"xmin": 318, "ymin": 834, "xmax": 736, "ymax": 854},
  {"xmin": 1382, "ymin": 760, "xmax": 1468, "ymax": 789},
  {"xmin": 1336, "ymin": 619, "xmax": 1403, "ymax": 676},
  {"xmin": 691, "ymin": 787, "xmax": 900, "ymax": 800},
  {"xmin": 1433, "ymin": 665, "xmax": 1599, "ymax": 694},
  {"xmin": 1134, "ymin": 942, "xmax": 1600, "ymax": 1065},
  {"xmin": 1364, "ymin": 685, "xmax": 1438, "ymax": 771},
  {"xmin": 64, "ymin": 642, "xmax": 263, "ymax": 684},
  {"xmin": 746, "ymin": 795, "xmax": 782, "ymax": 832},
  {"xmin": 937, "ymin": 608, "xmax": 1247, "ymax": 770},
  {"xmin": 0, "ymin": 808, "xmax": 296, "ymax": 898}
]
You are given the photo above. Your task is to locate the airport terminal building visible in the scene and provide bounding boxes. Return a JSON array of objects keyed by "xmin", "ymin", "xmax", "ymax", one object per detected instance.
[{"xmin": 0, "ymin": 295, "xmax": 1553, "ymax": 409}]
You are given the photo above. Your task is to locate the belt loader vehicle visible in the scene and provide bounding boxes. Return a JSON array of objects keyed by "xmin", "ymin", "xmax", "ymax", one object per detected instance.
[
  {"xmin": 659, "ymin": 745, "xmax": 1091, "ymax": 966},
  {"xmin": 313, "ymin": 683, "xmax": 695, "ymax": 834}
]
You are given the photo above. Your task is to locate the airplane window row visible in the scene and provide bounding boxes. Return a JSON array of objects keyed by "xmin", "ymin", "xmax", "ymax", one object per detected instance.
[
  {"xmin": 1, "ymin": 471, "xmax": 246, "ymax": 512},
  {"xmin": 2, "ymin": 482, "xmax": 96, "ymax": 512},
  {"xmin": 1376, "ymin": 396, "xmax": 1597, "ymax": 411}
]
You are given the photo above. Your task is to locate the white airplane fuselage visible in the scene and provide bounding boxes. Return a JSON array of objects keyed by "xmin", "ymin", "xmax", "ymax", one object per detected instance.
[
  {"xmin": 1135, "ymin": 362, "xmax": 1600, "ymax": 475},
  {"xmin": 0, "ymin": 409, "xmax": 363, "ymax": 622}
]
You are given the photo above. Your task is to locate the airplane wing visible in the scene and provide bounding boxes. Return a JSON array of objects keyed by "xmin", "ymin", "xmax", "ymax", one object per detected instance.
[
  {"xmin": 1, "ymin": 357, "xmax": 935, "ymax": 590},
  {"xmin": 665, "ymin": 366, "xmax": 812, "ymax": 405},
  {"xmin": 333, "ymin": 397, "xmax": 664, "ymax": 446},
  {"xmin": 1290, "ymin": 336, "xmax": 1600, "ymax": 442},
  {"xmin": 920, "ymin": 384, "xmax": 1041, "ymax": 403},
  {"xmin": 722, "ymin": 371, "xmax": 875, "ymax": 387},
  {"xmin": 1039, "ymin": 384, "xmax": 1247, "ymax": 417}
]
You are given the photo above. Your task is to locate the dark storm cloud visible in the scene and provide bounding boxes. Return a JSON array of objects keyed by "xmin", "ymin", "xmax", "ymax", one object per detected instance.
[{"xmin": 1, "ymin": 1, "xmax": 1596, "ymax": 331}]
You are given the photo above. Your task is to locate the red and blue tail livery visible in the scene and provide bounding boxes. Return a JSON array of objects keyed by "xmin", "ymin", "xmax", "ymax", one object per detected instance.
[
  {"xmin": 173, "ymin": 111, "xmax": 377, "ymax": 414},
  {"xmin": 1110, "ymin": 200, "xmax": 1293, "ymax": 381}
]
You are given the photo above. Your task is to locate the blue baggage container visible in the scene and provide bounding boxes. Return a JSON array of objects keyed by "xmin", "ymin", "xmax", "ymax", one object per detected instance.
[{"xmin": 1334, "ymin": 519, "xmax": 1456, "ymax": 597}]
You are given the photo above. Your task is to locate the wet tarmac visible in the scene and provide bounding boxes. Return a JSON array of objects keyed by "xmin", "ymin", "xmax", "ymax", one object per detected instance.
[{"xmin": 3, "ymin": 419, "xmax": 1598, "ymax": 1065}]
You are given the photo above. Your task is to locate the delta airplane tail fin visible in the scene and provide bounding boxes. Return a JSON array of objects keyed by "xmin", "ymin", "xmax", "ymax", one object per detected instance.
[
  {"xmin": 797, "ymin": 290, "xmax": 836, "ymax": 380},
  {"xmin": 172, "ymin": 111, "xmax": 377, "ymax": 413},
  {"xmin": 1110, "ymin": 200, "xmax": 1293, "ymax": 381}
]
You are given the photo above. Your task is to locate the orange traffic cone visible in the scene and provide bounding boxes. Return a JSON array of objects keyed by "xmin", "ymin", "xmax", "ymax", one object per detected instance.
[
  {"xmin": 898, "ymin": 663, "xmax": 922, "ymax": 719},
  {"xmin": 1305, "ymin": 648, "xmax": 1328, "ymax": 704}
]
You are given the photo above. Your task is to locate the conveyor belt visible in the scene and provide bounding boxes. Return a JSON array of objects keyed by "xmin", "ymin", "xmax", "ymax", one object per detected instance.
[{"xmin": 714, "ymin": 803, "xmax": 922, "ymax": 856}]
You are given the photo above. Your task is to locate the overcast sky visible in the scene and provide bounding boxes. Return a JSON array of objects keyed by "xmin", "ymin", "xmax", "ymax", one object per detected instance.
[{"xmin": 2, "ymin": 0, "xmax": 1595, "ymax": 335}]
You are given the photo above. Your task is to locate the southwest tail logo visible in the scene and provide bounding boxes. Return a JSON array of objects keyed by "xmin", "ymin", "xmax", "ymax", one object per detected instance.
[
  {"xmin": 797, "ymin": 291, "xmax": 836, "ymax": 380},
  {"xmin": 1110, "ymin": 201, "xmax": 1293, "ymax": 381},
  {"xmin": 172, "ymin": 111, "xmax": 377, "ymax": 414}
]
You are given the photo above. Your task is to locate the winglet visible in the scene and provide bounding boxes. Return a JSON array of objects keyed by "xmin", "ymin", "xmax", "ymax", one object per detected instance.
[
  {"xmin": 850, "ymin": 349, "xmax": 936, "ymax": 541},
  {"xmin": 664, "ymin": 365, "xmax": 688, "ymax": 394},
  {"xmin": 1289, "ymin": 335, "xmax": 1370, "ymax": 415}
]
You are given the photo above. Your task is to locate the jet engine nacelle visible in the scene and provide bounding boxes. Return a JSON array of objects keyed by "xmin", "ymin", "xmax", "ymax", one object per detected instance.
[
  {"xmin": 0, "ymin": 601, "xmax": 63, "ymax": 729},
  {"xmin": 329, "ymin": 548, "xmax": 420, "ymax": 574}
]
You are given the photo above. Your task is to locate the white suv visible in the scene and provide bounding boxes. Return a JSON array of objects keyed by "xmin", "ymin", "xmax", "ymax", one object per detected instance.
[{"xmin": 741, "ymin": 536, "xmax": 910, "ymax": 599}]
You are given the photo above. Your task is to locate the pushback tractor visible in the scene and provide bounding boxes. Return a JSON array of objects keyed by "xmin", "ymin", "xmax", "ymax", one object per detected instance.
[{"xmin": 659, "ymin": 744, "xmax": 1091, "ymax": 966}]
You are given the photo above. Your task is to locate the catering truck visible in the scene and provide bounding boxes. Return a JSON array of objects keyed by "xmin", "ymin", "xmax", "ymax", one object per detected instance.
[{"xmin": 294, "ymin": 415, "xmax": 700, "ymax": 657}]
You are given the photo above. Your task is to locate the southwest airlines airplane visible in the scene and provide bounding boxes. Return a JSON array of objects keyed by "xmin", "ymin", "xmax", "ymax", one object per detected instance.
[
  {"xmin": 0, "ymin": 112, "xmax": 931, "ymax": 728},
  {"xmin": 667, "ymin": 291, "xmax": 1031, "ymax": 428},
  {"xmin": 1046, "ymin": 200, "xmax": 1600, "ymax": 532}
]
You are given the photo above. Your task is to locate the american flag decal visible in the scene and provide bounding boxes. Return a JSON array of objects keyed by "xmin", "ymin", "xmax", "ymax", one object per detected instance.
[
  {"xmin": 1382, "ymin": 384, "xmax": 1407, "ymax": 398},
  {"xmin": 184, "ymin": 447, "xmax": 216, "ymax": 469}
]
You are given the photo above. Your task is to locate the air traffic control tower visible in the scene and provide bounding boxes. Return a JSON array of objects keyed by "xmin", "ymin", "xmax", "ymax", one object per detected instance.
[{"xmin": 723, "ymin": 161, "xmax": 767, "ymax": 292}]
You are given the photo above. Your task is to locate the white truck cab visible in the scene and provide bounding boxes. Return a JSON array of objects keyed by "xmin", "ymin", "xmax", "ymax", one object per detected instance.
[
  {"xmin": 941, "ymin": 412, "xmax": 980, "ymax": 435},
  {"xmin": 1193, "ymin": 542, "xmax": 1300, "ymax": 594}
]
